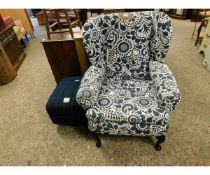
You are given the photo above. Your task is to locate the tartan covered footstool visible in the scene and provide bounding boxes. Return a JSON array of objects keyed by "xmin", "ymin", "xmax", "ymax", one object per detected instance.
[{"xmin": 46, "ymin": 76, "xmax": 87, "ymax": 126}]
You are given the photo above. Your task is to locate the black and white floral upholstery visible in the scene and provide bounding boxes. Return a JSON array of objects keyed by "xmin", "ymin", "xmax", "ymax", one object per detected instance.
[{"xmin": 76, "ymin": 11, "xmax": 181, "ymax": 136}]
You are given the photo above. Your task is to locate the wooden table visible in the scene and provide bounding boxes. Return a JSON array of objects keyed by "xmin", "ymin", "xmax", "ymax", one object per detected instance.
[{"xmin": 41, "ymin": 28, "xmax": 90, "ymax": 84}]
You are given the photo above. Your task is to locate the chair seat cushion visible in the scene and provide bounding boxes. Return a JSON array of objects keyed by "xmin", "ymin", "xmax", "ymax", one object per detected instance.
[{"xmin": 90, "ymin": 79, "xmax": 169, "ymax": 126}]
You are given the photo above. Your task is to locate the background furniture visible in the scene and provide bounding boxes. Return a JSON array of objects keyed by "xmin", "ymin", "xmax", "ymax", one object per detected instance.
[
  {"xmin": 0, "ymin": 44, "xmax": 17, "ymax": 85},
  {"xmin": 0, "ymin": 25, "xmax": 26, "ymax": 72},
  {"xmin": 191, "ymin": 9, "xmax": 210, "ymax": 40},
  {"xmin": 38, "ymin": 9, "xmax": 86, "ymax": 26},
  {"xmin": 36, "ymin": 11, "xmax": 45, "ymax": 25},
  {"xmin": 191, "ymin": 9, "xmax": 210, "ymax": 22},
  {"xmin": 78, "ymin": 9, "xmax": 88, "ymax": 25},
  {"xmin": 2, "ymin": 16, "xmax": 14, "ymax": 26},
  {"xmin": 31, "ymin": 9, "xmax": 42, "ymax": 17},
  {"xmin": 2, "ymin": 16, "xmax": 28, "ymax": 47},
  {"xmin": 203, "ymin": 45, "xmax": 210, "ymax": 71},
  {"xmin": 87, "ymin": 9, "xmax": 154, "ymax": 18},
  {"xmin": 46, "ymin": 76, "xmax": 87, "ymax": 125},
  {"xmin": 41, "ymin": 39, "xmax": 82, "ymax": 84},
  {"xmin": 170, "ymin": 9, "xmax": 192, "ymax": 19},
  {"xmin": 41, "ymin": 36, "xmax": 89, "ymax": 84},
  {"xmin": 43, "ymin": 9, "xmax": 82, "ymax": 39},
  {"xmin": 0, "ymin": 14, "xmax": 5, "ymax": 30},
  {"xmin": 103, "ymin": 9, "xmax": 125, "ymax": 14},
  {"xmin": 195, "ymin": 18, "xmax": 208, "ymax": 46},
  {"xmin": 0, "ymin": 9, "xmax": 35, "ymax": 38},
  {"xmin": 76, "ymin": 11, "xmax": 181, "ymax": 150},
  {"xmin": 13, "ymin": 20, "xmax": 29, "ymax": 41},
  {"xmin": 199, "ymin": 17, "xmax": 210, "ymax": 55}
]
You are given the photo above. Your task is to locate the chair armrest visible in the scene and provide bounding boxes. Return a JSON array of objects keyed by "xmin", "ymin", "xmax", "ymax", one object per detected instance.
[
  {"xmin": 149, "ymin": 61, "xmax": 181, "ymax": 111},
  {"xmin": 76, "ymin": 65, "xmax": 105, "ymax": 110}
]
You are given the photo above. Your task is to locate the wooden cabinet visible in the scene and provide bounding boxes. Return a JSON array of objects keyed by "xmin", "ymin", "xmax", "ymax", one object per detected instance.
[
  {"xmin": 0, "ymin": 25, "xmax": 26, "ymax": 70},
  {"xmin": 0, "ymin": 25, "xmax": 26, "ymax": 85},
  {"xmin": 41, "ymin": 39, "xmax": 88, "ymax": 84},
  {"xmin": 41, "ymin": 29, "xmax": 90, "ymax": 84}
]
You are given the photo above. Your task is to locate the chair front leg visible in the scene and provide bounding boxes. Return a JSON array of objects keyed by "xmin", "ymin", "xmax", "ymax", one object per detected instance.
[
  {"xmin": 91, "ymin": 132, "xmax": 101, "ymax": 148},
  {"xmin": 155, "ymin": 135, "xmax": 165, "ymax": 151}
]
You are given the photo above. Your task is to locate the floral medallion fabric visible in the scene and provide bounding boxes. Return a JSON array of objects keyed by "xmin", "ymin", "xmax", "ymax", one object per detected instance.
[{"xmin": 76, "ymin": 11, "xmax": 181, "ymax": 136}]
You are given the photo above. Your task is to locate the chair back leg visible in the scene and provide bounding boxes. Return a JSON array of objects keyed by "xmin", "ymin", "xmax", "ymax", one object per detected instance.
[
  {"xmin": 43, "ymin": 9, "xmax": 51, "ymax": 39},
  {"xmin": 74, "ymin": 9, "xmax": 82, "ymax": 29},
  {"xmin": 64, "ymin": 10, "xmax": 74, "ymax": 38}
]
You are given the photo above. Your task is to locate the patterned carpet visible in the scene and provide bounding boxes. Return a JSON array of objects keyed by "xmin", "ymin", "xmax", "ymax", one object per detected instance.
[{"xmin": 0, "ymin": 18, "xmax": 209, "ymax": 165}]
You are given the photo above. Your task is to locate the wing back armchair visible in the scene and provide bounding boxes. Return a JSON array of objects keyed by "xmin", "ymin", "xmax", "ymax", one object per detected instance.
[{"xmin": 76, "ymin": 11, "xmax": 181, "ymax": 150}]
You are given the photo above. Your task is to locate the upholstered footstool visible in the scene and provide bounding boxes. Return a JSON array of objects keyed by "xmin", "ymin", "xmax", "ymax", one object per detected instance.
[{"xmin": 46, "ymin": 76, "xmax": 87, "ymax": 126}]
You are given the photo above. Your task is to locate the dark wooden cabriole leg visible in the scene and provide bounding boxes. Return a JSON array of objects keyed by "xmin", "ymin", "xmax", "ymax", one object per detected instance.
[
  {"xmin": 91, "ymin": 132, "xmax": 101, "ymax": 148},
  {"xmin": 155, "ymin": 135, "xmax": 165, "ymax": 151}
]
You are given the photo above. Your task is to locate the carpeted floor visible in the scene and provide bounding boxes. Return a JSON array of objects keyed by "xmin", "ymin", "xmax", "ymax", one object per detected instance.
[{"xmin": 0, "ymin": 18, "xmax": 210, "ymax": 166}]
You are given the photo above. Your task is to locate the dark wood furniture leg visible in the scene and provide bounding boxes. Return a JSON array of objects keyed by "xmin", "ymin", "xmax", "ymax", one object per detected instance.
[
  {"xmin": 91, "ymin": 132, "xmax": 101, "ymax": 148},
  {"xmin": 74, "ymin": 9, "xmax": 82, "ymax": 29},
  {"xmin": 155, "ymin": 135, "xmax": 165, "ymax": 151},
  {"xmin": 30, "ymin": 33, "xmax": 35, "ymax": 39},
  {"xmin": 20, "ymin": 38, "xmax": 26, "ymax": 48},
  {"xmin": 55, "ymin": 10, "xmax": 62, "ymax": 31},
  {"xmin": 25, "ymin": 34, "xmax": 29, "ymax": 41},
  {"xmin": 195, "ymin": 18, "xmax": 208, "ymax": 46},
  {"xmin": 43, "ymin": 10, "xmax": 51, "ymax": 39},
  {"xmin": 64, "ymin": 9, "xmax": 74, "ymax": 38}
]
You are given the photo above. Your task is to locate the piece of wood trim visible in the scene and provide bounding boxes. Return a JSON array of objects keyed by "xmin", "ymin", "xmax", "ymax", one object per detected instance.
[
  {"xmin": 0, "ymin": 45, "xmax": 17, "ymax": 85},
  {"xmin": 75, "ymin": 38, "xmax": 89, "ymax": 74}
]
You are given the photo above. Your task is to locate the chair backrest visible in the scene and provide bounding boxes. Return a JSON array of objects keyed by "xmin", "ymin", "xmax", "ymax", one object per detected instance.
[{"xmin": 83, "ymin": 11, "xmax": 172, "ymax": 80}]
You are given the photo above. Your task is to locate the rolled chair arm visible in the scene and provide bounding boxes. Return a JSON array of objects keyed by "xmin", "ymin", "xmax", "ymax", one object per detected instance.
[
  {"xmin": 76, "ymin": 65, "xmax": 105, "ymax": 110},
  {"xmin": 149, "ymin": 61, "xmax": 181, "ymax": 111}
]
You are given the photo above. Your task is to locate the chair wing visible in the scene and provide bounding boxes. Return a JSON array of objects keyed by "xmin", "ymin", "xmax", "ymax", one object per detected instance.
[{"xmin": 150, "ymin": 12, "xmax": 173, "ymax": 63}]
